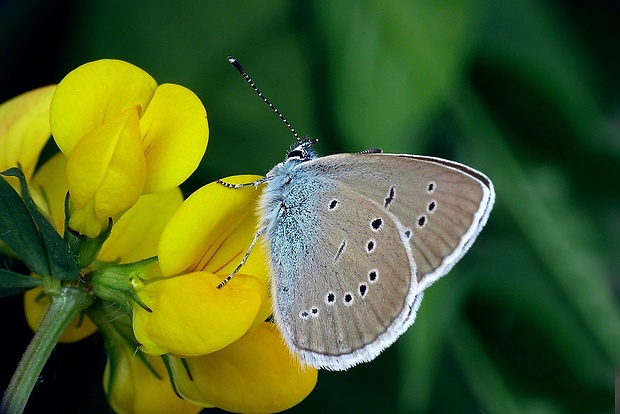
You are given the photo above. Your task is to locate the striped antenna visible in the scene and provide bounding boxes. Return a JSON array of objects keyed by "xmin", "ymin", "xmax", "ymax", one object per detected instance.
[{"xmin": 228, "ymin": 56, "xmax": 301, "ymax": 142}]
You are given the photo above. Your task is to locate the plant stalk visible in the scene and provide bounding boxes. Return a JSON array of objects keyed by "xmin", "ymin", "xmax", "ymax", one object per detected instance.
[{"xmin": 0, "ymin": 286, "xmax": 94, "ymax": 414}]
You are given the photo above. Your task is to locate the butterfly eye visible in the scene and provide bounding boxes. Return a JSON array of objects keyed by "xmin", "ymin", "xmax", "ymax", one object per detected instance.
[{"xmin": 287, "ymin": 149, "xmax": 304, "ymax": 159}]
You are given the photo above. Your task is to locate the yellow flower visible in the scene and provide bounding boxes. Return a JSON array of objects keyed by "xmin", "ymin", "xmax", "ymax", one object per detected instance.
[
  {"xmin": 24, "ymin": 152, "xmax": 184, "ymax": 342},
  {"xmin": 105, "ymin": 351, "xmax": 202, "ymax": 414},
  {"xmin": 133, "ymin": 176, "xmax": 270, "ymax": 355},
  {"xmin": 0, "ymin": 85, "xmax": 56, "ymax": 189},
  {"xmin": 49, "ymin": 59, "xmax": 208, "ymax": 237},
  {"xmin": 132, "ymin": 176, "xmax": 318, "ymax": 412},
  {"xmin": 90, "ymin": 302, "xmax": 203, "ymax": 414},
  {"xmin": 1, "ymin": 60, "xmax": 316, "ymax": 413},
  {"xmin": 170, "ymin": 323, "xmax": 318, "ymax": 413}
]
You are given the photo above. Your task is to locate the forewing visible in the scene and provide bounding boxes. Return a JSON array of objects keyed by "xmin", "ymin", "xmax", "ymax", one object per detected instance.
[{"xmin": 305, "ymin": 153, "xmax": 495, "ymax": 291}]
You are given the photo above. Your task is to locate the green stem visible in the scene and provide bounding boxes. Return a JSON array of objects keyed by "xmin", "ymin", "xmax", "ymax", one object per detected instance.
[{"xmin": 0, "ymin": 286, "xmax": 94, "ymax": 414}]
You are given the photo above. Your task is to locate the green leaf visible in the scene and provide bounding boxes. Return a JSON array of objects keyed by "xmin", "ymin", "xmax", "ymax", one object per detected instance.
[
  {"xmin": 0, "ymin": 269, "xmax": 42, "ymax": 297},
  {"xmin": 2, "ymin": 168, "xmax": 79, "ymax": 281},
  {"xmin": 0, "ymin": 174, "xmax": 50, "ymax": 277}
]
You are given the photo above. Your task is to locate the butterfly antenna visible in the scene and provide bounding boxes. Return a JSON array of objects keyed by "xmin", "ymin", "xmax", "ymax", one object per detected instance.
[{"xmin": 228, "ymin": 56, "xmax": 301, "ymax": 142}]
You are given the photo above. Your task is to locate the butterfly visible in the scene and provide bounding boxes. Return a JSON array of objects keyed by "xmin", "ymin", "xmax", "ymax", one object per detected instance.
[{"xmin": 218, "ymin": 57, "xmax": 494, "ymax": 370}]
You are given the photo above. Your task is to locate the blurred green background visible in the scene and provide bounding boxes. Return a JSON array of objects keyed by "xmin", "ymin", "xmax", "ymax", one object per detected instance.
[{"xmin": 1, "ymin": 0, "xmax": 618, "ymax": 413}]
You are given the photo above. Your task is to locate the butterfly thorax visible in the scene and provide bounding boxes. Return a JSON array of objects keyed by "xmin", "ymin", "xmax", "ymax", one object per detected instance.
[{"xmin": 258, "ymin": 139, "xmax": 321, "ymax": 236}]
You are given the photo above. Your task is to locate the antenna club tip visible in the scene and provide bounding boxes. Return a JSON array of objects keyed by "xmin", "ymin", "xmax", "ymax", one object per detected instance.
[{"xmin": 227, "ymin": 56, "xmax": 236, "ymax": 64}]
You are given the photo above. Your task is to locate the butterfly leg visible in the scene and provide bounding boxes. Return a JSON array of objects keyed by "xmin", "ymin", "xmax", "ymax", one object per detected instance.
[
  {"xmin": 217, "ymin": 176, "xmax": 270, "ymax": 189},
  {"xmin": 217, "ymin": 228, "xmax": 264, "ymax": 289}
]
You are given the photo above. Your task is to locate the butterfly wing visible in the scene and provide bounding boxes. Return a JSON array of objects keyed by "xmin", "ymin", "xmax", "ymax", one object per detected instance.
[
  {"xmin": 260, "ymin": 152, "xmax": 494, "ymax": 370},
  {"xmin": 310, "ymin": 153, "xmax": 495, "ymax": 291},
  {"xmin": 262, "ymin": 172, "xmax": 421, "ymax": 370}
]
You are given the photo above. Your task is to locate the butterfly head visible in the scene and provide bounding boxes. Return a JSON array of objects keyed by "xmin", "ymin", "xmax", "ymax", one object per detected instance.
[{"xmin": 286, "ymin": 138, "xmax": 318, "ymax": 162}]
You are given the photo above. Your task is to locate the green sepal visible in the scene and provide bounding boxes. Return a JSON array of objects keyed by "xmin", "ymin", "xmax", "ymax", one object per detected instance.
[
  {"xmin": 161, "ymin": 355, "xmax": 187, "ymax": 400},
  {"xmin": 2, "ymin": 167, "xmax": 79, "ymax": 281},
  {"xmin": 0, "ymin": 269, "xmax": 42, "ymax": 297},
  {"xmin": 63, "ymin": 193, "xmax": 113, "ymax": 269},
  {"xmin": 91, "ymin": 257, "xmax": 157, "ymax": 315},
  {"xmin": 0, "ymin": 172, "xmax": 51, "ymax": 277}
]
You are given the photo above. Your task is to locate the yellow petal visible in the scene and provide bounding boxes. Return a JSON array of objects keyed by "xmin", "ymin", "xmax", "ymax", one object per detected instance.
[
  {"xmin": 24, "ymin": 286, "xmax": 97, "ymax": 343},
  {"xmin": 98, "ymin": 187, "xmax": 184, "ymax": 264},
  {"xmin": 139, "ymin": 84, "xmax": 208, "ymax": 194},
  {"xmin": 171, "ymin": 323, "xmax": 317, "ymax": 413},
  {"xmin": 202, "ymin": 200, "xmax": 270, "ymax": 283},
  {"xmin": 0, "ymin": 85, "xmax": 56, "ymax": 187},
  {"xmin": 29, "ymin": 152, "xmax": 69, "ymax": 233},
  {"xmin": 66, "ymin": 107, "xmax": 146, "ymax": 237},
  {"xmin": 158, "ymin": 175, "xmax": 263, "ymax": 277},
  {"xmin": 133, "ymin": 272, "xmax": 266, "ymax": 356},
  {"xmin": 50, "ymin": 59, "xmax": 157, "ymax": 155},
  {"xmin": 199, "ymin": 198, "xmax": 272, "ymax": 326},
  {"xmin": 104, "ymin": 347, "xmax": 201, "ymax": 414},
  {"xmin": 214, "ymin": 210, "xmax": 272, "ymax": 327}
]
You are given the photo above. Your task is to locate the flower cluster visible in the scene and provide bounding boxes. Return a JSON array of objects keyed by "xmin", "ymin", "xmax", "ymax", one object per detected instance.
[{"xmin": 0, "ymin": 59, "xmax": 316, "ymax": 413}]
